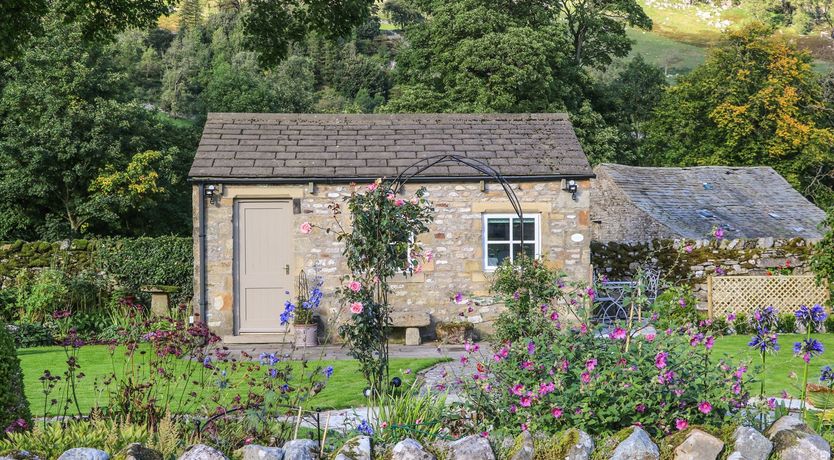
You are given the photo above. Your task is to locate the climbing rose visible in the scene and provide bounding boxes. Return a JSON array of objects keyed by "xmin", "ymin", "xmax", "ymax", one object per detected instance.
[
  {"xmin": 299, "ymin": 222, "xmax": 312, "ymax": 234},
  {"xmin": 367, "ymin": 182, "xmax": 378, "ymax": 192},
  {"xmin": 350, "ymin": 302, "xmax": 364, "ymax": 314},
  {"xmin": 348, "ymin": 281, "xmax": 362, "ymax": 292},
  {"xmin": 395, "ymin": 198, "xmax": 405, "ymax": 206}
]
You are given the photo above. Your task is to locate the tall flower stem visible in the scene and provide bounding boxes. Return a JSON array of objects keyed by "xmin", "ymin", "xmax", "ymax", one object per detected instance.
[{"xmin": 800, "ymin": 327, "xmax": 812, "ymax": 418}]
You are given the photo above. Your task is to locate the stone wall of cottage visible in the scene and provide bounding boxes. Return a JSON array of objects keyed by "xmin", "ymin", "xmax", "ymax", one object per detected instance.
[
  {"xmin": 192, "ymin": 180, "xmax": 592, "ymax": 340},
  {"xmin": 591, "ymin": 238, "xmax": 817, "ymax": 309}
]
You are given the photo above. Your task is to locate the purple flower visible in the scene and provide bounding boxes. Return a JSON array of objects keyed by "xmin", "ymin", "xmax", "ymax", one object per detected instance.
[
  {"xmin": 323, "ymin": 365, "xmax": 334, "ymax": 378},
  {"xmin": 794, "ymin": 339, "xmax": 825, "ymax": 363},
  {"xmin": 527, "ymin": 341, "xmax": 536, "ymax": 355},
  {"xmin": 655, "ymin": 352, "xmax": 668, "ymax": 369},
  {"xmin": 748, "ymin": 332, "xmax": 780, "ymax": 353},
  {"xmin": 821, "ymin": 366, "xmax": 834, "ymax": 383},
  {"xmin": 796, "ymin": 304, "xmax": 827, "ymax": 328}
]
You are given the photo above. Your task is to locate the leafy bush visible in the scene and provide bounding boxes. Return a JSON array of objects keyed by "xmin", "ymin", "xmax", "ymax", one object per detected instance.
[
  {"xmin": 0, "ymin": 323, "xmax": 32, "ymax": 433},
  {"xmin": 825, "ymin": 315, "xmax": 834, "ymax": 333},
  {"xmin": 95, "ymin": 236, "xmax": 193, "ymax": 302},
  {"xmin": 7, "ymin": 321, "xmax": 54, "ymax": 348},
  {"xmin": 16, "ymin": 268, "xmax": 68, "ymax": 322},
  {"xmin": 778, "ymin": 312, "xmax": 798, "ymax": 333},
  {"xmin": 0, "ymin": 418, "xmax": 154, "ymax": 459},
  {"xmin": 651, "ymin": 286, "xmax": 699, "ymax": 329},
  {"xmin": 732, "ymin": 313, "xmax": 751, "ymax": 335}
]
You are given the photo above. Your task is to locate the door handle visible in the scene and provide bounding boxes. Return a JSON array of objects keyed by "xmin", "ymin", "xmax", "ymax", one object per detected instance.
[{"xmin": 285, "ymin": 264, "xmax": 290, "ymax": 275}]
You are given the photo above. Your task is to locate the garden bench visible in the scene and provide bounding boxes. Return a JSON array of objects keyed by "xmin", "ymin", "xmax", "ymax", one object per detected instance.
[
  {"xmin": 390, "ymin": 311, "xmax": 431, "ymax": 346},
  {"xmin": 141, "ymin": 285, "xmax": 179, "ymax": 316}
]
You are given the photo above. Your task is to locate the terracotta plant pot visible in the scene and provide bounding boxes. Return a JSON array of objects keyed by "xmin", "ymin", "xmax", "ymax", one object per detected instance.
[
  {"xmin": 806, "ymin": 383, "xmax": 834, "ymax": 409},
  {"xmin": 294, "ymin": 323, "xmax": 318, "ymax": 347}
]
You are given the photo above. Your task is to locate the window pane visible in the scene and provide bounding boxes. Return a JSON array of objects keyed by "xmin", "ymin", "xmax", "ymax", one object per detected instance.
[
  {"xmin": 513, "ymin": 243, "xmax": 536, "ymax": 259},
  {"xmin": 486, "ymin": 218, "xmax": 510, "ymax": 241},
  {"xmin": 512, "ymin": 218, "xmax": 536, "ymax": 242},
  {"xmin": 487, "ymin": 243, "xmax": 510, "ymax": 267}
]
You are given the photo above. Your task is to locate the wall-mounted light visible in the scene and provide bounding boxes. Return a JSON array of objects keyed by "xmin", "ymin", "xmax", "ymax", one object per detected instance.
[
  {"xmin": 205, "ymin": 184, "xmax": 222, "ymax": 205},
  {"xmin": 562, "ymin": 179, "xmax": 578, "ymax": 201}
]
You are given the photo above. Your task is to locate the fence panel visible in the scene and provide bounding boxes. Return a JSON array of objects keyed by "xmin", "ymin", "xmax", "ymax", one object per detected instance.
[{"xmin": 708, "ymin": 275, "xmax": 829, "ymax": 318}]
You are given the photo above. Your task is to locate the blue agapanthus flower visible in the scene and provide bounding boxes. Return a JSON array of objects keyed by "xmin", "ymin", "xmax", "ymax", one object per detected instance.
[
  {"xmin": 748, "ymin": 331, "xmax": 780, "ymax": 353},
  {"xmin": 752, "ymin": 306, "xmax": 778, "ymax": 331},
  {"xmin": 323, "ymin": 365, "xmax": 334, "ymax": 378},
  {"xmin": 794, "ymin": 339, "xmax": 825, "ymax": 363},
  {"xmin": 259, "ymin": 352, "xmax": 280, "ymax": 366},
  {"xmin": 357, "ymin": 419, "xmax": 374, "ymax": 436},
  {"xmin": 820, "ymin": 365, "xmax": 834, "ymax": 383},
  {"xmin": 795, "ymin": 304, "xmax": 828, "ymax": 329}
]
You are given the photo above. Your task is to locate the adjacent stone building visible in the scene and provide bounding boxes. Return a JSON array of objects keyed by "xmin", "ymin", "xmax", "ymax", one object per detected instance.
[
  {"xmin": 591, "ymin": 164, "xmax": 826, "ymax": 243},
  {"xmin": 189, "ymin": 113, "xmax": 594, "ymax": 342}
]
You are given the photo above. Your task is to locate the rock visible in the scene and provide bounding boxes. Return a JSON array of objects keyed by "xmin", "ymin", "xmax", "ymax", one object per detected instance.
[
  {"xmin": 673, "ymin": 429, "xmax": 724, "ymax": 460},
  {"xmin": 567, "ymin": 430, "xmax": 594, "ymax": 460},
  {"xmin": 510, "ymin": 430, "xmax": 534, "ymax": 460},
  {"xmin": 730, "ymin": 426, "xmax": 772, "ymax": 460},
  {"xmin": 405, "ymin": 327, "xmax": 421, "ymax": 346},
  {"xmin": 610, "ymin": 427, "xmax": 659, "ymax": 460},
  {"xmin": 392, "ymin": 439, "xmax": 435, "ymax": 460},
  {"xmin": 178, "ymin": 444, "xmax": 227, "ymax": 460},
  {"xmin": 240, "ymin": 445, "xmax": 285, "ymax": 460},
  {"xmin": 57, "ymin": 449, "xmax": 109, "ymax": 460},
  {"xmin": 448, "ymin": 435, "xmax": 495, "ymax": 460},
  {"xmin": 282, "ymin": 439, "xmax": 319, "ymax": 460},
  {"xmin": 765, "ymin": 415, "xmax": 830, "ymax": 460},
  {"xmin": 1, "ymin": 453, "xmax": 41, "ymax": 460},
  {"xmin": 334, "ymin": 436, "xmax": 371, "ymax": 460},
  {"xmin": 390, "ymin": 311, "xmax": 430, "ymax": 327},
  {"xmin": 119, "ymin": 444, "xmax": 162, "ymax": 460}
]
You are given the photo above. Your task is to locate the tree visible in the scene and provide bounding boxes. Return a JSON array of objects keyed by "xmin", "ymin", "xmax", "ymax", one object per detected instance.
[
  {"xmin": 0, "ymin": 0, "xmax": 177, "ymax": 58},
  {"xmin": 160, "ymin": 29, "xmax": 211, "ymax": 117},
  {"xmin": 381, "ymin": 0, "xmax": 424, "ymax": 29},
  {"xmin": 0, "ymin": 16, "xmax": 193, "ymax": 239},
  {"xmin": 644, "ymin": 23, "xmax": 834, "ymax": 206},
  {"xmin": 178, "ymin": 0, "xmax": 203, "ymax": 31}
]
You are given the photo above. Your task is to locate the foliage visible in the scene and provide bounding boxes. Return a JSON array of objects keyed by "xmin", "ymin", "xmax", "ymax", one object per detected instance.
[
  {"xmin": 95, "ymin": 236, "xmax": 193, "ymax": 302},
  {"xmin": 0, "ymin": 322, "xmax": 32, "ymax": 434},
  {"xmin": 323, "ymin": 179, "xmax": 434, "ymax": 390},
  {"xmin": 644, "ymin": 23, "xmax": 834, "ymax": 206},
  {"xmin": 15, "ymin": 269, "xmax": 68, "ymax": 323},
  {"xmin": 281, "ymin": 272, "xmax": 323, "ymax": 325},
  {"xmin": 373, "ymin": 380, "xmax": 449, "ymax": 444},
  {"xmin": 779, "ymin": 313, "xmax": 798, "ymax": 333},
  {"xmin": 382, "ymin": 0, "xmax": 424, "ymax": 29},
  {"xmin": 651, "ymin": 286, "xmax": 699, "ymax": 330},
  {"xmin": 811, "ymin": 208, "xmax": 834, "ymax": 299},
  {"xmin": 0, "ymin": 418, "xmax": 153, "ymax": 459},
  {"xmin": 733, "ymin": 313, "xmax": 752, "ymax": 335}
]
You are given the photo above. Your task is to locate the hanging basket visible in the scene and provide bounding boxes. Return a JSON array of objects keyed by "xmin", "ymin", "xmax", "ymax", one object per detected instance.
[{"xmin": 294, "ymin": 323, "xmax": 318, "ymax": 347}]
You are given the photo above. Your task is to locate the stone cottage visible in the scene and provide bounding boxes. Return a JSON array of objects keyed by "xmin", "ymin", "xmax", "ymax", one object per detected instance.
[
  {"xmin": 591, "ymin": 164, "xmax": 826, "ymax": 243},
  {"xmin": 189, "ymin": 113, "xmax": 594, "ymax": 343}
]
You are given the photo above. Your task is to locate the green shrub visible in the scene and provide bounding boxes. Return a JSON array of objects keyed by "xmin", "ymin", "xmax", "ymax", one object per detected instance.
[
  {"xmin": 0, "ymin": 418, "xmax": 155, "ymax": 459},
  {"xmin": 7, "ymin": 321, "xmax": 54, "ymax": 348},
  {"xmin": 778, "ymin": 312, "xmax": 798, "ymax": 333},
  {"xmin": 732, "ymin": 313, "xmax": 751, "ymax": 335},
  {"xmin": 0, "ymin": 323, "xmax": 32, "ymax": 432},
  {"xmin": 825, "ymin": 315, "xmax": 834, "ymax": 333},
  {"xmin": 16, "ymin": 268, "xmax": 68, "ymax": 322},
  {"xmin": 652, "ymin": 286, "xmax": 699, "ymax": 329},
  {"xmin": 95, "ymin": 236, "xmax": 193, "ymax": 303}
]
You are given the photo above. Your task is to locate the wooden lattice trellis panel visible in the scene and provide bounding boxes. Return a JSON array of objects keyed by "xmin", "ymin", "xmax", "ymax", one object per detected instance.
[{"xmin": 708, "ymin": 275, "xmax": 829, "ymax": 318}]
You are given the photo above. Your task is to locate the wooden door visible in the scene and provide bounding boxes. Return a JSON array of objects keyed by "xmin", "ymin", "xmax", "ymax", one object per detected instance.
[{"xmin": 235, "ymin": 200, "xmax": 293, "ymax": 334}]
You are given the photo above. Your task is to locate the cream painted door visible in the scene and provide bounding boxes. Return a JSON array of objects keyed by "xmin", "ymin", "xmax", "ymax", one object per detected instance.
[{"xmin": 236, "ymin": 200, "xmax": 293, "ymax": 334}]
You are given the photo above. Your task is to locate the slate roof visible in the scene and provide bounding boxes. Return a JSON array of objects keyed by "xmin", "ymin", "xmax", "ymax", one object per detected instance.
[
  {"xmin": 189, "ymin": 113, "xmax": 593, "ymax": 182},
  {"xmin": 595, "ymin": 164, "xmax": 826, "ymax": 239}
]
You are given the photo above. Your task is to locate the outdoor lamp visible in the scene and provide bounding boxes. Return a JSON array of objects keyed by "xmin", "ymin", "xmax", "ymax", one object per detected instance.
[
  {"xmin": 562, "ymin": 179, "xmax": 578, "ymax": 201},
  {"xmin": 205, "ymin": 184, "xmax": 221, "ymax": 205}
]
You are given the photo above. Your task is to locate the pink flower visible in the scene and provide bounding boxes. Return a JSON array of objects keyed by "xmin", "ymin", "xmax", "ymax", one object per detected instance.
[
  {"xmin": 675, "ymin": 419, "xmax": 689, "ymax": 431},
  {"xmin": 520, "ymin": 394, "xmax": 533, "ymax": 407},
  {"xmin": 698, "ymin": 401, "xmax": 712, "ymax": 414},
  {"xmin": 679, "ymin": 298, "xmax": 687, "ymax": 308},
  {"xmin": 734, "ymin": 365, "xmax": 747, "ymax": 379},
  {"xmin": 539, "ymin": 382, "xmax": 555, "ymax": 396},
  {"xmin": 714, "ymin": 227, "xmax": 724, "ymax": 239},
  {"xmin": 414, "ymin": 264, "xmax": 423, "ymax": 274},
  {"xmin": 655, "ymin": 352, "xmax": 668, "ymax": 369},
  {"xmin": 705, "ymin": 336, "xmax": 715, "ymax": 350},
  {"xmin": 465, "ymin": 342, "xmax": 479, "ymax": 353},
  {"xmin": 585, "ymin": 358, "xmax": 598, "ymax": 371},
  {"xmin": 684, "ymin": 244, "xmax": 693, "ymax": 253},
  {"xmin": 767, "ymin": 398, "xmax": 777, "ymax": 410},
  {"xmin": 480, "ymin": 431, "xmax": 489, "ymax": 438},
  {"xmin": 560, "ymin": 359, "xmax": 569, "ymax": 372},
  {"xmin": 395, "ymin": 198, "xmax": 405, "ymax": 206},
  {"xmin": 299, "ymin": 222, "xmax": 313, "ymax": 234},
  {"xmin": 611, "ymin": 327, "xmax": 627, "ymax": 340},
  {"xmin": 368, "ymin": 182, "xmax": 378, "ymax": 192},
  {"xmin": 727, "ymin": 313, "xmax": 736, "ymax": 322},
  {"xmin": 551, "ymin": 407, "xmax": 563, "ymax": 418},
  {"xmin": 350, "ymin": 302, "xmax": 364, "ymax": 314},
  {"xmin": 645, "ymin": 333, "xmax": 656, "ymax": 342},
  {"xmin": 521, "ymin": 360, "xmax": 535, "ymax": 370},
  {"xmin": 510, "ymin": 384, "xmax": 525, "ymax": 396},
  {"xmin": 454, "ymin": 292, "xmax": 464, "ymax": 303},
  {"xmin": 580, "ymin": 323, "xmax": 588, "ymax": 334},
  {"xmin": 527, "ymin": 341, "xmax": 536, "ymax": 355},
  {"xmin": 348, "ymin": 281, "xmax": 362, "ymax": 292},
  {"xmin": 581, "ymin": 371, "xmax": 591, "ymax": 384},
  {"xmin": 635, "ymin": 403, "xmax": 646, "ymax": 413}
]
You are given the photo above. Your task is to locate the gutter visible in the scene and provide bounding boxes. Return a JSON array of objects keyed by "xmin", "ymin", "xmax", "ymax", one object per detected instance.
[
  {"xmin": 197, "ymin": 183, "xmax": 208, "ymax": 325},
  {"xmin": 188, "ymin": 173, "xmax": 596, "ymax": 184}
]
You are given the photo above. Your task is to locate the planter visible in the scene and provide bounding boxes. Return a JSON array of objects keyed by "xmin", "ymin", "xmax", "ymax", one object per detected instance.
[
  {"xmin": 436, "ymin": 321, "xmax": 475, "ymax": 344},
  {"xmin": 806, "ymin": 383, "xmax": 834, "ymax": 409},
  {"xmin": 294, "ymin": 323, "xmax": 318, "ymax": 347}
]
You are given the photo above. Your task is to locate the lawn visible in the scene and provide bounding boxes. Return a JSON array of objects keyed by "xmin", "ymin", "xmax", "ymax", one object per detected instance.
[
  {"xmin": 18, "ymin": 345, "xmax": 445, "ymax": 417},
  {"xmin": 712, "ymin": 333, "xmax": 834, "ymax": 397}
]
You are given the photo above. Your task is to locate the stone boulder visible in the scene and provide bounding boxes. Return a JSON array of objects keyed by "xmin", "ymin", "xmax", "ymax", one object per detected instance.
[
  {"xmin": 510, "ymin": 430, "xmax": 534, "ymax": 460},
  {"xmin": 57, "ymin": 449, "xmax": 109, "ymax": 460},
  {"xmin": 178, "ymin": 444, "xmax": 227, "ymax": 460},
  {"xmin": 282, "ymin": 439, "xmax": 319, "ymax": 460},
  {"xmin": 334, "ymin": 436, "xmax": 371, "ymax": 460},
  {"xmin": 447, "ymin": 435, "xmax": 495, "ymax": 460},
  {"xmin": 566, "ymin": 430, "xmax": 594, "ymax": 460},
  {"xmin": 239, "ymin": 445, "xmax": 285, "ymax": 460},
  {"xmin": 610, "ymin": 427, "xmax": 659, "ymax": 460},
  {"xmin": 391, "ymin": 439, "xmax": 435, "ymax": 460},
  {"xmin": 765, "ymin": 416, "xmax": 831, "ymax": 460},
  {"xmin": 728, "ymin": 426, "xmax": 772, "ymax": 460},
  {"xmin": 673, "ymin": 429, "xmax": 724, "ymax": 460},
  {"xmin": 118, "ymin": 443, "xmax": 162, "ymax": 460}
]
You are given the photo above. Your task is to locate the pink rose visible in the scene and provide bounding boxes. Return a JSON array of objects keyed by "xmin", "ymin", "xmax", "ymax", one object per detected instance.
[
  {"xmin": 299, "ymin": 222, "xmax": 312, "ymax": 234},
  {"xmin": 348, "ymin": 281, "xmax": 362, "ymax": 292},
  {"xmin": 395, "ymin": 198, "xmax": 405, "ymax": 206},
  {"xmin": 350, "ymin": 302, "xmax": 364, "ymax": 314},
  {"xmin": 368, "ymin": 182, "xmax": 378, "ymax": 192}
]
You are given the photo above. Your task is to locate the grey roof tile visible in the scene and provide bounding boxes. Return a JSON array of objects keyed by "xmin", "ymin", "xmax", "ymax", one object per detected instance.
[{"xmin": 189, "ymin": 113, "xmax": 592, "ymax": 180}]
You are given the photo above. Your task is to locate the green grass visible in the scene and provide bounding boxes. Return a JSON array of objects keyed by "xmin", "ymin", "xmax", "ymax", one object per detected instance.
[
  {"xmin": 712, "ymin": 333, "xmax": 834, "ymax": 397},
  {"xmin": 19, "ymin": 345, "xmax": 445, "ymax": 416},
  {"xmin": 626, "ymin": 29, "xmax": 707, "ymax": 77}
]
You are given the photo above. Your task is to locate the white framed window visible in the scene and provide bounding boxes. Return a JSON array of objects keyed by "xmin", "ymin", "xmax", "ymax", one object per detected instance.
[{"xmin": 482, "ymin": 213, "xmax": 541, "ymax": 270}]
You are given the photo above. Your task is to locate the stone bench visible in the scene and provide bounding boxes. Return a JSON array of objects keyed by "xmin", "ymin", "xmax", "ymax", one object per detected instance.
[{"xmin": 390, "ymin": 311, "xmax": 431, "ymax": 346}]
